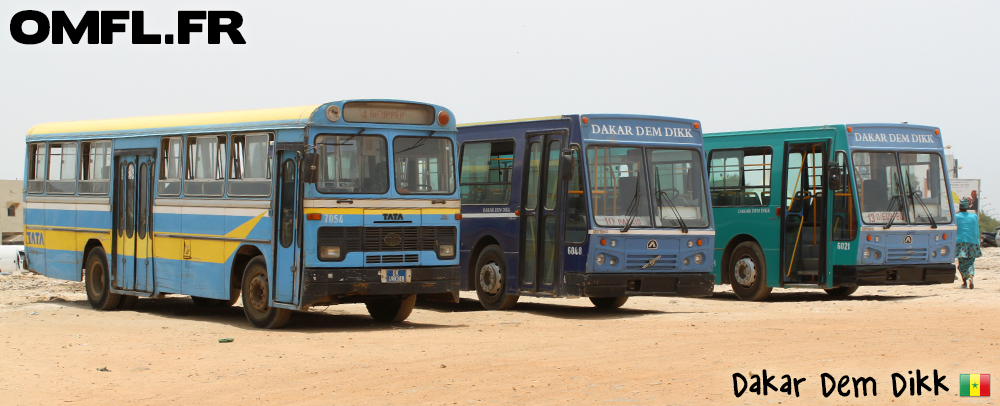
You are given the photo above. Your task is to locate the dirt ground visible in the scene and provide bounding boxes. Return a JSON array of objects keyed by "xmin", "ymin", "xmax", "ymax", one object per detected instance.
[{"xmin": 1, "ymin": 249, "xmax": 998, "ymax": 405}]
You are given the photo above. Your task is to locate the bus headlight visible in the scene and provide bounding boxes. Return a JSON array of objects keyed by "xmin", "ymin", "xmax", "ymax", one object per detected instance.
[
  {"xmin": 934, "ymin": 235, "xmax": 940, "ymax": 241},
  {"xmin": 694, "ymin": 253, "xmax": 704, "ymax": 265},
  {"xmin": 687, "ymin": 240, "xmax": 694, "ymax": 248},
  {"xmin": 683, "ymin": 258, "xmax": 690, "ymax": 266},
  {"xmin": 940, "ymin": 247, "xmax": 948, "ymax": 256},
  {"xmin": 863, "ymin": 248, "xmax": 871, "ymax": 258},
  {"xmin": 438, "ymin": 244, "xmax": 455, "ymax": 258},
  {"xmin": 319, "ymin": 246, "xmax": 341, "ymax": 260},
  {"xmin": 932, "ymin": 250, "xmax": 937, "ymax": 258},
  {"xmin": 873, "ymin": 250, "xmax": 880, "ymax": 259},
  {"xmin": 596, "ymin": 254, "xmax": 606, "ymax": 265},
  {"xmin": 609, "ymin": 257, "xmax": 617, "ymax": 266}
]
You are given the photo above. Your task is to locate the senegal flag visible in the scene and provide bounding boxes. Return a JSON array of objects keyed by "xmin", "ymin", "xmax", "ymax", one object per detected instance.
[{"xmin": 960, "ymin": 374, "xmax": 991, "ymax": 396}]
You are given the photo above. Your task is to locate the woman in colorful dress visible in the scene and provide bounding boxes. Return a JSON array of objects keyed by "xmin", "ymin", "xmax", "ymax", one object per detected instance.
[{"xmin": 955, "ymin": 198, "xmax": 981, "ymax": 289}]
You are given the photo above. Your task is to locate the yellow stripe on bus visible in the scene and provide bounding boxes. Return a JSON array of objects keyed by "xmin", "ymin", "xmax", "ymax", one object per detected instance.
[{"xmin": 27, "ymin": 105, "xmax": 320, "ymax": 136}]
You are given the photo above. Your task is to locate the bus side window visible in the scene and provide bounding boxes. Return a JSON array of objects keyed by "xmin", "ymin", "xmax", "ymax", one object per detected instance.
[
  {"xmin": 459, "ymin": 140, "xmax": 514, "ymax": 205},
  {"xmin": 27, "ymin": 143, "xmax": 45, "ymax": 194},
  {"xmin": 46, "ymin": 141, "xmax": 78, "ymax": 194},
  {"xmin": 708, "ymin": 148, "xmax": 771, "ymax": 207},
  {"xmin": 564, "ymin": 146, "xmax": 587, "ymax": 244},
  {"xmin": 229, "ymin": 133, "xmax": 273, "ymax": 197},
  {"xmin": 184, "ymin": 134, "xmax": 226, "ymax": 197},
  {"xmin": 159, "ymin": 137, "xmax": 183, "ymax": 196},
  {"xmin": 80, "ymin": 140, "xmax": 112, "ymax": 195},
  {"xmin": 832, "ymin": 151, "xmax": 857, "ymax": 240}
]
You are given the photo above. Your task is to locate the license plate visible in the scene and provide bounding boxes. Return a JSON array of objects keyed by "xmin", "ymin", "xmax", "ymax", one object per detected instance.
[{"xmin": 380, "ymin": 269, "xmax": 411, "ymax": 283}]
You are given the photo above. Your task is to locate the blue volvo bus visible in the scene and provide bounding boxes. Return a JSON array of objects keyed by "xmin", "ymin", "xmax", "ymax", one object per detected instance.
[
  {"xmin": 23, "ymin": 100, "xmax": 460, "ymax": 328},
  {"xmin": 457, "ymin": 115, "xmax": 715, "ymax": 310},
  {"xmin": 705, "ymin": 124, "xmax": 956, "ymax": 300}
]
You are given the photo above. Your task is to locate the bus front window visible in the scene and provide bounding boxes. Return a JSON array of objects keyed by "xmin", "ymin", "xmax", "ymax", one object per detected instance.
[
  {"xmin": 899, "ymin": 152, "xmax": 952, "ymax": 224},
  {"xmin": 852, "ymin": 151, "xmax": 906, "ymax": 224},
  {"xmin": 316, "ymin": 135, "xmax": 389, "ymax": 194},
  {"xmin": 645, "ymin": 149, "xmax": 710, "ymax": 228},
  {"xmin": 393, "ymin": 136, "xmax": 456, "ymax": 195},
  {"xmin": 586, "ymin": 146, "xmax": 651, "ymax": 228}
]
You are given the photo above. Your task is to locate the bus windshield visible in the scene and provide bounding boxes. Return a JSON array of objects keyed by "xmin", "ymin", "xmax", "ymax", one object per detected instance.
[
  {"xmin": 852, "ymin": 151, "xmax": 905, "ymax": 224},
  {"xmin": 899, "ymin": 152, "xmax": 951, "ymax": 224},
  {"xmin": 587, "ymin": 146, "xmax": 652, "ymax": 227},
  {"xmin": 316, "ymin": 134, "xmax": 389, "ymax": 194},
  {"xmin": 646, "ymin": 148, "xmax": 710, "ymax": 228},
  {"xmin": 393, "ymin": 136, "xmax": 456, "ymax": 194}
]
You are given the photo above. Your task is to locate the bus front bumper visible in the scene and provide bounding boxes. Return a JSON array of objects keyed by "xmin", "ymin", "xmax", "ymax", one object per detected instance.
[
  {"xmin": 301, "ymin": 266, "xmax": 460, "ymax": 306},
  {"xmin": 832, "ymin": 264, "xmax": 956, "ymax": 286},
  {"xmin": 563, "ymin": 272, "xmax": 714, "ymax": 298}
]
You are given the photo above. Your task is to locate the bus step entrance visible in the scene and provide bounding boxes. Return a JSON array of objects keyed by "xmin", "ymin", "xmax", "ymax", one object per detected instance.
[{"xmin": 799, "ymin": 244, "xmax": 821, "ymax": 273}]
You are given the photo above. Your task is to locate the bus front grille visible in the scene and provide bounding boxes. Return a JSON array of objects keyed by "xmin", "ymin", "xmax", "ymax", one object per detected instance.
[
  {"xmin": 624, "ymin": 254, "xmax": 678, "ymax": 271},
  {"xmin": 319, "ymin": 226, "xmax": 457, "ymax": 256},
  {"xmin": 886, "ymin": 248, "xmax": 928, "ymax": 263},
  {"xmin": 365, "ymin": 254, "xmax": 420, "ymax": 264}
]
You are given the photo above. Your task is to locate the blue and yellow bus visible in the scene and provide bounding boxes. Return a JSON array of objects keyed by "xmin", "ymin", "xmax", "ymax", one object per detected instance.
[
  {"xmin": 457, "ymin": 115, "xmax": 715, "ymax": 310},
  {"xmin": 705, "ymin": 124, "xmax": 956, "ymax": 300},
  {"xmin": 23, "ymin": 100, "xmax": 460, "ymax": 328}
]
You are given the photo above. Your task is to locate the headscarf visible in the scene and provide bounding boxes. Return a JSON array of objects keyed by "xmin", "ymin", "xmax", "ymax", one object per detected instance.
[{"xmin": 960, "ymin": 198, "xmax": 971, "ymax": 210}]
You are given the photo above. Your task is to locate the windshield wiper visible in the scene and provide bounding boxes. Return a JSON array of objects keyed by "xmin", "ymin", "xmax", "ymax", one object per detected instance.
[
  {"xmin": 882, "ymin": 194, "xmax": 904, "ymax": 229},
  {"xmin": 905, "ymin": 173, "xmax": 938, "ymax": 229},
  {"xmin": 395, "ymin": 131, "xmax": 436, "ymax": 155},
  {"xmin": 656, "ymin": 190, "xmax": 689, "ymax": 234},
  {"xmin": 620, "ymin": 182, "xmax": 643, "ymax": 233}
]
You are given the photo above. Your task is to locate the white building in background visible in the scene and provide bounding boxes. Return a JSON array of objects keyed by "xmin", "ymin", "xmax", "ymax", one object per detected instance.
[{"xmin": 0, "ymin": 180, "xmax": 24, "ymax": 245}]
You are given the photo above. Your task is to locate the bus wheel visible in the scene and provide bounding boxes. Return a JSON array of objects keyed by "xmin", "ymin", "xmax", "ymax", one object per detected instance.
[
  {"xmin": 729, "ymin": 242, "xmax": 771, "ymax": 301},
  {"xmin": 366, "ymin": 295, "xmax": 417, "ymax": 323},
  {"xmin": 474, "ymin": 245, "xmax": 518, "ymax": 310},
  {"xmin": 824, "ymin": 286, "xmax": 859, "ymax": 297},
  {"xmin": 116, "ymin": 295, "xmax": 138, "ymax": 310},
  {"xmin": 241, "ymin": 257, "xmax": 291, "ymax": 329},
  {"xmin": 85, "ymin": 247, "xmax": 121, "ymax": 310},
  {"xmin": 590, "ymin": 296, "xmax": 628, "ymax": 309}
]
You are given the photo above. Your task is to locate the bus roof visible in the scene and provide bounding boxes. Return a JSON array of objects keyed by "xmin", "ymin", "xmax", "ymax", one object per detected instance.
[
  {"xmin": 704, "ymin": 123, "xmax": 939, "ymax": 138},
  {"xmin": 26, "ymin": 99, "xmax": 457, "ymax": 139},
  {"xmin": 27, "ymin": 105, "xmax": 322, "ymax": 139},
  {"xmin": 458, "ymin": 116, "xmax": 565, "ymax": 128}
]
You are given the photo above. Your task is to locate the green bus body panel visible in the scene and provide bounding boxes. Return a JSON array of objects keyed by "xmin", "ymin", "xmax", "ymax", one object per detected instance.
[{"xmin": 705, "ymin": 125, "xmax": 860, "ymax": 288}]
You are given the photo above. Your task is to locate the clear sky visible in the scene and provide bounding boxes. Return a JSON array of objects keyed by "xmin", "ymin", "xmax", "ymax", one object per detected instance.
[{"xmin": 2, "ymin": 1, "xmax": 998, "ymax": 214}]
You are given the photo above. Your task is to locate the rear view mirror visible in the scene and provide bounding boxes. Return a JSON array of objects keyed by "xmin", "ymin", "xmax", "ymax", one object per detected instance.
[
  {"xmin": 301, "ymin": 152, "xmax": 319, "ymax": 184},
  {"xmin": 559, "ymin": 149, "xmax": 574, "ymax": 181},
  {"xmin": 827, "ymin": 161, "xmax": 843, "ymax": 191}
]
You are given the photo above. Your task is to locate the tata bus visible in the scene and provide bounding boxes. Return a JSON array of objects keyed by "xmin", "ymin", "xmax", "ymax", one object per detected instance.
[
  {"xmin": 23, "ymin": 100, "xmax": 460, "ymax": 328},
  {"xmin": 704, "ymin": 124, "xmax": 956, "ymax": 300},
  {"xmin": 457, "ymin": 115, "xmax": 715, "ymax": 310}
]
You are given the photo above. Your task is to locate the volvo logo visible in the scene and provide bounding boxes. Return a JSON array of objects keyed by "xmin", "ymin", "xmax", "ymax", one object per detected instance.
[
  {"xmin": 903, "ymin": 235, "xmax": 912, "ymax": 244},
  {"xmin": 384, "ymin": 233, "xmax": 402, "ymax": 247},
  {"xmin": 647, "ymin": 239, "xmax": 658, "ymax": 249}
]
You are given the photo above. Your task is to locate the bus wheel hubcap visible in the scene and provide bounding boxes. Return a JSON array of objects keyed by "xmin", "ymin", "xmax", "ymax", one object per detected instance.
[
  {"xmin": 734, "ymin": 257, "xmax": 756, "ymax": 287},
  {"xmin": 479, "ymin": 262, "xmax": 502, "ymax": 295},
  {"xmin": 249, "ymin": 275, "xmax": 269, "ymax": 312}
]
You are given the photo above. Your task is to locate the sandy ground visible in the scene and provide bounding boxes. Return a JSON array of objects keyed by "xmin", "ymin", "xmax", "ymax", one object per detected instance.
[{"xmin": 1, "ymin": 249, "xmax": 998, "ymax": 405}]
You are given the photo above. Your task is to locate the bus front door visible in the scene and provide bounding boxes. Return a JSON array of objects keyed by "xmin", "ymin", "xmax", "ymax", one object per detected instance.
[
  {"xmin": 781, "ymin": 142, "xmax": 828, "ymax": 286},
  {"xmin": 113, "ymin": 154, "xmax": 154, "ymax": 292},
  {"xmin": 519, "ymin": 130, "xmax": 569, "ymax": 295},
  {"xmin": 272, "ymin": 151, "xmax": 301, "ymax": 305}
]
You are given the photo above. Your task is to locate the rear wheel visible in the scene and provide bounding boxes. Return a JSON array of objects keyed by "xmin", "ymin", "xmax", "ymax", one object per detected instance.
[
  {"xmin": 474, "ymin": 245, "xmax": 518, "ymax": 310},
  {"xmin": 729, "ymin": 242, "xmax": 772, "ymax": 301},
  {"xmin": 590, "ymin": 296, "xmax": 628, "ymax": 309},
  {"xmin": 366, "ymin": 295, "xmax": 417, "ymax": 323},
  {"xmin": 241, "ymin": 257, "xmax": 291, "ymax": 329},
  {"xmin": 85, "ymin": 247, "xmax": 120, "ymax": 310},
  {"xmin": 824, "ymin": 285, "xmax": 859, "ymax": 297}
]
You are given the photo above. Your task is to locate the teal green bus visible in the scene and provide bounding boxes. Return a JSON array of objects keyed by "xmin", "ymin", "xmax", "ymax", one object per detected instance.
[{"xmin": 705, "ymin": 124, "xmax": 957, "ymax": 300}]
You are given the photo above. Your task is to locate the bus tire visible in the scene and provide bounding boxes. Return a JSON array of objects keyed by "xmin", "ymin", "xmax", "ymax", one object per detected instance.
[
  {"xmin": 590, "ymin": 296, "xmax": 628, "ymax": 309},
  {"xmin": 85, "ymin": 247, "xmax": 121, "ymax": 310},
  {"xmin": 474, "ymin": 245, "xmax": 519, "ymax": 310},
  {"xmin": 241, "ymin": 257, "xmax": 291, "ymax": 329},
  {"xmin": 824, "ymin": 285, "xmax": 859, "ymax": 297},
  {"xmin": 116, "ymin": 295, "xmax": 139, "ymax": 310},
  {"xmin": 366, "ymin": 295, "xmax": 417, "ymax": 323},
  {"xmin": 729, "ymin": 242, "xmax": 771, "ymax": 301}
]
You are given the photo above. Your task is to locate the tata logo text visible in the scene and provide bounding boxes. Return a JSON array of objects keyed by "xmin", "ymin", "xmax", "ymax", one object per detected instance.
[
  {"xmin": 27, "ymin": 231, "xmax": 44, "ymax": 245},
  {"xmin": 382, "ymin": 213, "xmax": 404, "ymax": 221},
  {"xmin": 590, "ymin": 125, "xmax": 695, "ymax": 138},
  {"xmin": 9, "ymin": 10, "xmax": 245, "ymax": 45}
]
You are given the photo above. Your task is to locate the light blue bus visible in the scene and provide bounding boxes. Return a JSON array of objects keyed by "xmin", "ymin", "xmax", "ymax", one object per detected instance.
[{"xmin": 23, "ymin": 100, "xmax": 460, "ymax": 327}]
